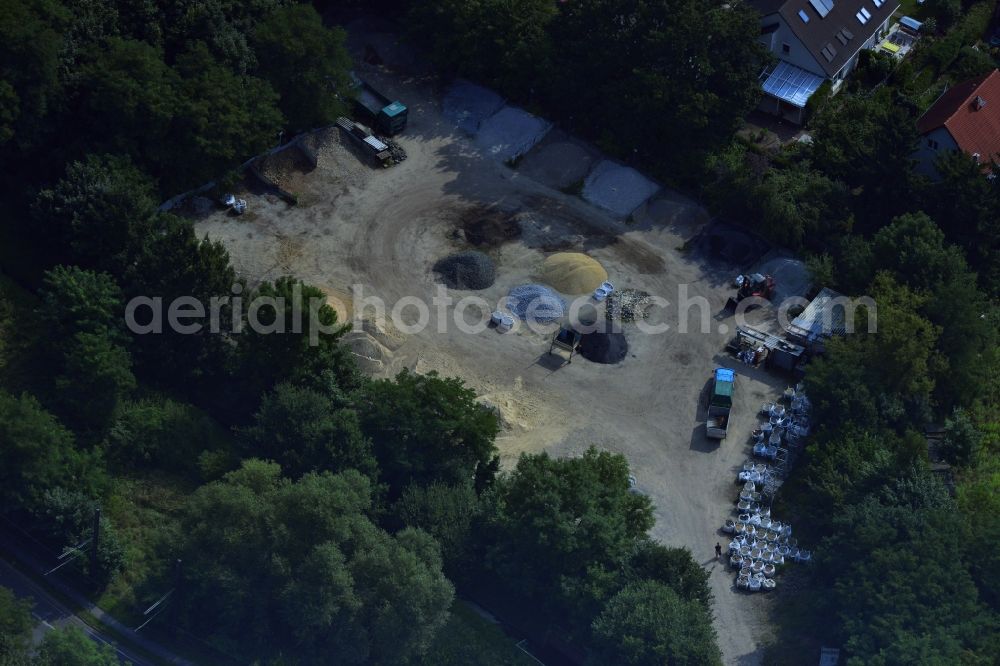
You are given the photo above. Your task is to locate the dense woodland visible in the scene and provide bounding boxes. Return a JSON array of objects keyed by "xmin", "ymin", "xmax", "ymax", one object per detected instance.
[{"xmin": 0, "ymin": 0, "xmax": 998, "ymax": 664}]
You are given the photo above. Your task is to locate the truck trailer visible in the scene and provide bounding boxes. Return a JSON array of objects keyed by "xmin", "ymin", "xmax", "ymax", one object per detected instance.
[{"xmin": 352, "ymin": 75, "xmax": 407, "ymax": 136}]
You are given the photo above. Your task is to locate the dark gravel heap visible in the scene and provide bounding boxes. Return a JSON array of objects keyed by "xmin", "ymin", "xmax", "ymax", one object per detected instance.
[
  {"xmin": 380, "ymin": 136, "xmax": 407, "ymax": 164},
  {"xmin": 462, "ymin": 212, "xmax": 521, "ymax": 247},
  {"xmin": 433, "ymin": 251, "xmax": 496, "ymax": 290},
  {"xmin": 606, "ymin": 289, "xmax": 653, "ymax": 323},
  {"xmin": 579, "ymin": 332, "xmax": 629, "ymax": 364}
]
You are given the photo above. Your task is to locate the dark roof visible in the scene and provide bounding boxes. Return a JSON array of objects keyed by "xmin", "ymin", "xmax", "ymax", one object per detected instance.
[
  {"xmin": 749, "ymin": 0, "xmax": 900, "ymax": 78},
  {"xmin": 750, "ymin": 0, "xmax": 788, "ymax": 14},
  {"xmin": 917, "ymin": 70, "xmax": 1000, "ymax": 161}
]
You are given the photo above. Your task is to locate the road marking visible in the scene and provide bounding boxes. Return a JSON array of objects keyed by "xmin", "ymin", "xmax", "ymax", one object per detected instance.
[{"xmin": 32, "ymin": 613, "xmax": 55, "ymax": 629}]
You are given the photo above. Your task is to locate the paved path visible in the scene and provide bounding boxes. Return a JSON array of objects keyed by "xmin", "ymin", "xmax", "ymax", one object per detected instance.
[{"xmin": 0, "ymin": 534, "xmax": 195, "ymax": 665}]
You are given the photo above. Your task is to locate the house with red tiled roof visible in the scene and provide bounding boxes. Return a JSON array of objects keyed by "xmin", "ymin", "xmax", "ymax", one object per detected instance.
[{"xmin": 915, "ymin": 69, "xmax": 1000, "ymax": 178}]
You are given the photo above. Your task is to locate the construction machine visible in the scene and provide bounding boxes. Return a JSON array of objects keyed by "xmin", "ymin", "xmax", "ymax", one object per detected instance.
[{"xmin": 725, "ymin": 273, "xmax": 775, "ymax": 311}]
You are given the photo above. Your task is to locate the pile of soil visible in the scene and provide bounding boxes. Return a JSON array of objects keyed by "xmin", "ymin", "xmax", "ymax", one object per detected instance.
[
  {"xmin": 579, "ymin": 332, "xmax": 629, "ymax": 364},
  {"xmin": 343, "ymin": 330, "xmax": 393, "ymax": 375},
  {"xmin": 540, "ymin": 252, "xmax": 608, "ymax": 294},
  {"xmin": 606, "ymin": 289, "xmax": 653, "ymax": 323},
  {"xmin": 433, "ymin": 251, "xmax": 496, "ymax": 290},
  {"xmin": 461, "ymin": 209, "xmax": 521, "ymax": 247},
  {"xmin": 256, "ymin": 145, "xmax": 314, "ymax": 192}
]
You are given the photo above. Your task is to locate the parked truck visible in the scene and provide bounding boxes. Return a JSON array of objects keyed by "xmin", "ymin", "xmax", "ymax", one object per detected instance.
[
  {"xmin": 706, "ymin": 367, "xmax": 736, "ymax": 439},
  {"xmin": 351, "ymin": 74, "xmax": 407, "ymax": 136}
]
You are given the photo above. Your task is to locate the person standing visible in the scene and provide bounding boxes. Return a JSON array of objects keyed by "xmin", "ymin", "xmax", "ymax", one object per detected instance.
[{"xmin": 715, "ymin": 542, "xmax": 723, "ymax": 560}]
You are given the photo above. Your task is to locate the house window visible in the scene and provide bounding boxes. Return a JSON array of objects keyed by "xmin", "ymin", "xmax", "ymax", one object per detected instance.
[
  {"xmin": 798, "ymin": 9, "xmax": 810, "ymax": 22},
  {"xmin": 856, "ymin": 11, "xmax": 868, "ymax": 24},
  {"xmin": 927, "ymin": 138, "xmax": 939, "ymax": 150},
  {"xmin": 873, "ymin": 0, "xmax": 884, "ymax": 6},
  {"xmin": 782, "ymin": 43, "xmax": 791, "ymax": 54}
]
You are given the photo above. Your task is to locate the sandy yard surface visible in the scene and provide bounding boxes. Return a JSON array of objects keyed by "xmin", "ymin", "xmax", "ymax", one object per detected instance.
[{"xmin": 193, "ymin": 67, "xmax": 782, "ymax": 664}]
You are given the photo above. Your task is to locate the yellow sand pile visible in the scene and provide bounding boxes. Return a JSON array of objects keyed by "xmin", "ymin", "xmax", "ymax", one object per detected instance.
[{"xmin": 540, "ymin": 252, "xmax": 608, "ymax": 294}]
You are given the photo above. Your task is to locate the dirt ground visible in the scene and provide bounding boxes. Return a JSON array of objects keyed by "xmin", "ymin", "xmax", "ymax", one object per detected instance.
[{"xmin": 193, "ymin": 66, "xmax": 784, "ymax": 664}]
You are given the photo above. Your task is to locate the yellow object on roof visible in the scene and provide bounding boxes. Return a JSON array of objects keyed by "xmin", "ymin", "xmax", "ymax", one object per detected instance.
[{"xmin": 881, "ymin": 40, "xmax": 901, "ymax": 53}]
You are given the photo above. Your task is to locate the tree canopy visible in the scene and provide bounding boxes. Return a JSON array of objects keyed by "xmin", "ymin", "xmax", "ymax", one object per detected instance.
[
  {"xmin": 253, "ymin": 4, "xmax": 351, "ymax": 131},
  {"xmin": 178, "ymin": 459, "xmax": 454, "ymax": 664},
  {"xmin": 356, "ymin": 369, "xmax": 499, "ymax": 495}
]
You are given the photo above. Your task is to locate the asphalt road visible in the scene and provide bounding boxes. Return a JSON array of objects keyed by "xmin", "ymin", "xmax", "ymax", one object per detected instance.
[{"xmin": 0, "ymin": 556, "xmax": 155, "ymax": 665}]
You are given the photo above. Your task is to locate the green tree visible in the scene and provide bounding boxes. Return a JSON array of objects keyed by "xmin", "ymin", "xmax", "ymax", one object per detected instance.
[
  {"xmin": 925, "ymin": 0, "xmax": 961, "ymax": 29},
  {"xmin": 805, "ymin": 275, "xmax": 939, "ymax": 433},
  {"xmin": 0, "ymin": 390, "xmax": 104, "ymax": 512},
  {"xmin": 0, "ymin": 80, "xmax": 19, "ymax": 146},
  {"xmin": 940, "ymin": 409, "xmax": 982, "ymax": 466},
  {"xmin": 482, "ymin": 447, "xmax": 654, "ymax": 628},
  {"xmin": 106, "ymin": 396, "xmax": 233, "ymax": 474},
  {"xmin": 549, "ymin": 0, "xmax": 768, "ymax": 171},
  {"xmin": 0, "ymin": 0, "xmax": 68, "ymax": 151},
  {"xmin": 0, "ymin": 586, "xmax": 32, "ymax": 663},
  {"xmin": 929, "ymin": 150, "xmax": 1000, "ymax": 297},
  {"xmin": 125, "ymin": 215, "xmax": 240, "ymax": 411},
  {"xmin": 240, "ymin": 382, "xmax": 376, "ymax": 479},
  {"xmin": 810, "ymin": 91, "xmax": 919, "ymax": 230},
  {"xmin": 253, "ymin": 4, "xmax": 351, "ymax": 131},
  {"xmin": 38, "ymin": 266, "xmax": 125, "ymax": 344},
  {"xmin": 168, "ymin": 41, "xmax": 283, "ymax": 190},
  {"xmin": 392, "ymin": 481, "xmax": 479, "ymax": 577},
  {"xmin": 54, "ymin": 331, "xmax": 135, "ymax": 434},
  {"xmin": 35, "ymin": 488, "xmax": 124, "ymax": 586},
  {"xmin": 625, "ymin": 541, "xmax": 712, "ymax": 607},
  {"xmin": 357, "ymin": 369, "xmax": 499, "ymax": 495},
  {"xmin": 407, "ymin": 0, "xmax": 556, "ymax": 100},
  {"xmin": 821, "ymin": 471, "xmax": 993, "ymax": 664},
  {"xmin": 74, "ymin": 38, "xmax": 179, "ymax": 173},
  {"xmin": 951, "ymin": 46, "xmax": 997, "ymax": 82},
  {"xmin": 754, "ymin": 168, "xmax": 853, "ymax": 250},
  {"xmin": 235, "ymin": 277, "xmax": 358, "ymax": 410},
  {"xmin": 870, "ymin": 212, "xmax": 966, "ymax": 293},
  {"xmin": 590, "ymin": 580, "xmax": 722, "ymax": 666},
  {"xmin": 179, "ymin": 460, "xmax": 454, "ymax": 663},
  {"xmin": 32, "ymin": 154, "xmax": 158, "ymax": 274},
  {"xmin": 35, "ymin": 626, "xmax": 119, "ymax": 666}
]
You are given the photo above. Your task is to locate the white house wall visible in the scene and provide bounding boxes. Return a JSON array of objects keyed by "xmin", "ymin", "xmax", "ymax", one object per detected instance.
[{"xmin": 759, "ymin": 14, "xmax": 827, "ymax": 77}]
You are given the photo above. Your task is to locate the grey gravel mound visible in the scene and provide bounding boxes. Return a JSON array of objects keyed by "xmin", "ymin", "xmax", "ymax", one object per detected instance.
[
  {"xmin": 433, "ymin": 251, "xmax": 496, "ymax": 290},
  {"xmin": 579, "ymin": 332, "xmax": 629, "ymax": 364},
  {"xmin": 443, "ymin": 80, "xmax": 505, "ymax": 135},
  {"xmin": 474, "ymin": 106, "xmax": 552, "ymax": 163},
  {"xmin": 755, "ymin": 256, "xmax": 811, "ymax": 303},
  {"xmin": 506, "ymin": 284, "xmax": 566, "ymax": 322},
  {"xmin": 582, "ymin": 160, "xmax": 660, "ymax": 217}
]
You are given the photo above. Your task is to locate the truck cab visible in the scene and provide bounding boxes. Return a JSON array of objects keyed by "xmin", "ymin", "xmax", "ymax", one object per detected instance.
[{"xmin": 706, "ymin": 368, "xmax": 735, "ymax": 439}]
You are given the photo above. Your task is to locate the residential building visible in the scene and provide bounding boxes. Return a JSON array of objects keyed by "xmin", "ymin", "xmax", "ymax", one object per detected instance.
[
  {"xmin": 915, "ymin": 69, "xmax": 1000, "ymax": 178},
  {"xmin": 749, "ymin": 0, "xmax": 899, "ymax": 123}
]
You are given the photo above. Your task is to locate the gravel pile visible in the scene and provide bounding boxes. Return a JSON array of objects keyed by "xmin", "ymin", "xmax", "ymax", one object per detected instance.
[
  {"xmin": 256, "ymin": 145, "xmax": 313, "ymax": 192},
  {"xmin": 517, "ymin": 130, "xmax": 600, "ymax": 190},
  {"xmin": 540, "ymin": 252, "xmax": 608, "ymax": 294},
  {"xmin": 582, "ymin": 160, "xmax": 660, "ymax": 218},
  {"xmin": 607, "ymin": 289, "xmax": 654, "ymax": 323},
  {"xmin": 579, "ymin": 332, "xmax": 629, "ymax": 364},
  {"xmin": 507, "ymin": 284, "xmax": 566, "ymax": 323},
  {"xmin": 433, "ymin": 251, "xmax": 496, "ymax": 290},
  {"xmin": 443, "ymin": 80, "xmax": 505, "ymax": 135},
  {"xmin": 474, "ymin": 105, "xmax": 552, "ymax": 163}
]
